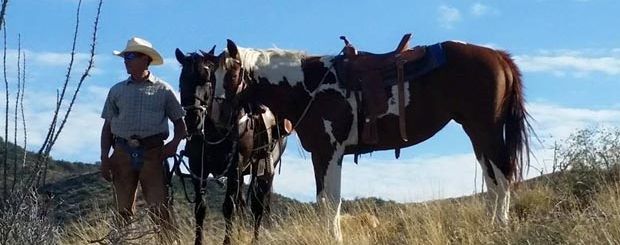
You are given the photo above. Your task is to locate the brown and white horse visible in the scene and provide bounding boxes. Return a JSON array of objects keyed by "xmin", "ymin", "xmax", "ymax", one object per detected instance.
[
  {"xmin": 175, "ymin": 48, "xmax": 287, "ymax": 245},
  {"xmin": 210, "ymin": 38, "xmax": 531, "ymax": 242}
]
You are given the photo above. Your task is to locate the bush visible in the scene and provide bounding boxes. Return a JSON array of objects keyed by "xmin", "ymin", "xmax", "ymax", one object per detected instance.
[
  {"xmin": 0, "ymin": 190, "xmax": 60, "ymax": 244},
  {"xmin": 551, "ymin": 127, "xmax": 620, "ymax": 209}
]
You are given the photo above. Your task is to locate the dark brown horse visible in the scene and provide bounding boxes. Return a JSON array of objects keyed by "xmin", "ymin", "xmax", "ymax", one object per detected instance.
[
  {"xmin": 210, "ymin": 36, "xmax": 531, "ymax": 242},
  {"xmin": 175, "ymin": 48, "xmax": 287, "ymax": 245}
]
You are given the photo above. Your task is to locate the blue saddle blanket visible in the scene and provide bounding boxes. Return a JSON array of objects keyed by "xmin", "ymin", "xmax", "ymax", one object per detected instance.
[{"xmin": 383, "ymin": 43, "xmax": 447, "ymax": 86}]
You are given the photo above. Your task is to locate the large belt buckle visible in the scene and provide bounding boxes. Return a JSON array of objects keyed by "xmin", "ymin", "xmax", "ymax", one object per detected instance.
[{"xmin": 128, "ymin": 136, "xmax": 141, "ymax": 148}]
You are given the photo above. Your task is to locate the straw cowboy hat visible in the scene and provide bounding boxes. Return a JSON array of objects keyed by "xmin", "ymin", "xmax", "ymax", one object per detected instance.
[{"xmin": 113, "ymin": 37, "xmax": 164, "ymax": 65}]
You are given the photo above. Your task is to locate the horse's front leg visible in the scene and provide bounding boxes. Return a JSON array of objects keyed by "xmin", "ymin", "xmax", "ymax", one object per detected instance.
[
  {"xmin": 223, "ymin": 166, "xmax": 241, "ymax": 245},
  {"xmin": 312, "ymin": 149, "xmax": 344, "ymax": 243},
  {"xmin": 193, "ymin": 180, "xmax": 207, "ymax": 245},
  {"xmin": 249, "ymin": 171, "xmax": 274, "ymax": 243}
]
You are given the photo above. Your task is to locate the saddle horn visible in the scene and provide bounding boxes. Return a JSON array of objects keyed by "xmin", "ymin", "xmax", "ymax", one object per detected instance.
[
  {"xmin": 339, "ymin": 36, "xmax": 351, "ymax": 46},
  {"xmin": 395, "ymin": 33, "xmax": 412, "ymax": 53}
]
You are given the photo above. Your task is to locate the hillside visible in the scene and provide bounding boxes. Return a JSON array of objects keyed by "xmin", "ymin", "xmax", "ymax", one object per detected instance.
[
  {"xmin": 0, "ymin": 139, "xmax": 302, "ymax": 225},
  {"xmin": 41, "ymin": 168, "xmax": 304, "ymax": 224}
]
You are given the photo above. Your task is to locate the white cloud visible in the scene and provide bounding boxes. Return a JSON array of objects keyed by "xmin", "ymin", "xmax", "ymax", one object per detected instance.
[
  {"xmin": 33, "ymin": 51, "xmax": 90, "ymax": 67},
  {"xmin": 0, "ymin": 84, "xmax": 107, "ymax": 163},
  {"xmin": 528, "ymin": 102, "xmax": 620, "ymax": 140},
  {"xmin": 470, "ymin": 3, "xmax": 498, "ymax": 17},
  {"xmin": 161, "ymin": 57, "xmax": 182, "ymax": 75},
  {"xmin": 437, "ymin": 5, "xmax": 462, "ymax": 29},
  {"xmin": 515, "ymin": 52, "xmax": 620, "ymax": 76},
  {"xmin": 274, "ymin": 152, "xmax": 483, "ymax": 203}
]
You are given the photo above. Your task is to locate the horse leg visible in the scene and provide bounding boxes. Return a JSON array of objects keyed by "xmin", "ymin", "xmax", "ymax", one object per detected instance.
[
  {"xmin": 193, "ymin": 180, "xmax": 207, "ymax": 245},
  {"xmin": 223, "ymin": 170, "xmax": 240, "ymax": 245},
  {"xmin": 463, "ymin": 125, "xmax": 512, "ymax": 224},
  {"xmin": 312, "ymin": 150, "xmax": 344, "ymax": 243},
  {"xmin": 249, "ymin": 172, "xmax": 274, "ymax": 243}
]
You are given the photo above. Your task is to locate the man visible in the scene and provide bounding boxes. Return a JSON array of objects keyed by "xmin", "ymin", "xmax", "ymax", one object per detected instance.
[{"xmin": 99, "ymin": 37, "xmax": 186, "ymax": 236}]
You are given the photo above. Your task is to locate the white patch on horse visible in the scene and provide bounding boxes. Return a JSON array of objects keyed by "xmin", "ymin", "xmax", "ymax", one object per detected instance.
[
  {"xmin": 378, "ymin": 82, "xmax": 411, "ymax": 118},
  {"xmin": 258, "ymin": 56, "xmax": 304, "ymax": 86},
  {"xmin": 237, "ymin": 47, "xmax": 306, "ymax": 87},
  {"xmin": 476, "ymin": 155, "xmax": 511, "ymax": 224},
  {"xmin": 214, "ymin": 65, "xmax": 228, "ymax": 100},
  {"xmin": 317, "ymin": 142, "xmax": 344, "ymax": 242},
  {"xmin": 317, "ymin": 112, "xmax": 358, "ymax": 242},
  {"xmin": 319, "ymin": 56, "xmax": 360, "ymax": 145},
  {"xmin": 238, "ymin": 113, "xmax": 250, "ymax": 125},
  {"xmin": 488, "ymin": 159, "xmax": 510, "ymax": 224},
  {"xmin": 322, "ymin": 119, "xmax": 337, "ymax": 145},
  {"xmin": 450, "ymin": 40, "xmax": 469, "ymax": 44}
]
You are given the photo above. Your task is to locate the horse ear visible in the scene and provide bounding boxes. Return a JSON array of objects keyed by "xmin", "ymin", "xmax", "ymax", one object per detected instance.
[
  {"xmin": 227, "ymin": 39, "xmax": 240, "ymax": 60},
  {"xmin": 199, "ymin": 45, "xmax": 216, "ymax": 57},
  {"xmin": 208, "ymin": 45, "xmax": 216, "ymax": 56},
  {"xmin": 175, "ymin": 48, "xmax": 185, "ymax": 64}
]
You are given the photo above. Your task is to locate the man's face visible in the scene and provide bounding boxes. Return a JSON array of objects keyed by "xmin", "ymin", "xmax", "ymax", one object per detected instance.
[{"xmin": 122, "ymin": 52, "xmax": 149, "ymax": 74}]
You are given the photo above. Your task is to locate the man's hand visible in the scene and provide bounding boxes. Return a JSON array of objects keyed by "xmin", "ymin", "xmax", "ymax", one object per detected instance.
[
  {"xmin": 162, "ymin": 141, "xmax": 178, "ymax": 160},
  {"xmin": 100, "ymin": 156, "xmax": 112, "ymax": 182}
]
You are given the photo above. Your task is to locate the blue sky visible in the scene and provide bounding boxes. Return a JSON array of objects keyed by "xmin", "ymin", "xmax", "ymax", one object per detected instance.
[{"xmin": 3, "ymin": 0, "xmax": 620, "ymax": 202}]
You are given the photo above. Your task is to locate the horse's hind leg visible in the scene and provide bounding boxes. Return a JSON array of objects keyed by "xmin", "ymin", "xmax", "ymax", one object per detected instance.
[
  {"xmin": 249, "ymin": 172, "xmax": 274, "ymax": 243},
  {"xmin": 462, "ymin": 124, "xmax": 512, "ymax": 224}
]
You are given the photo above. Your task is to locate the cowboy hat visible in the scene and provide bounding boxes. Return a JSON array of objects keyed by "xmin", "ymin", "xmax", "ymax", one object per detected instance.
[{"xmin": 113, "ymin": 37, "xmax": 164, "ymax": 65}]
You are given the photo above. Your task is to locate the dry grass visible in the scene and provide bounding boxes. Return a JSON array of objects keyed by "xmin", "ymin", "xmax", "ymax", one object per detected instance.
[
  {"xmin": 55, "ymin": 179, "xmax": 620, "ymax": 245},
  {"xmin": 47, "ymin": 127, "xmax": 620, "ymax": 244}
]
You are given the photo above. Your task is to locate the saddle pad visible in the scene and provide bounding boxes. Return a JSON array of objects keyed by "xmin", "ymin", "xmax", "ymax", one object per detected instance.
[{"xmin": 383, "ymin": 43, "xmax": 447, "ymax": 86}]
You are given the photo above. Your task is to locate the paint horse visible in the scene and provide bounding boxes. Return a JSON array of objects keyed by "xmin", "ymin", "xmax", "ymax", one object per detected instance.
[
  {"xmin": 175, "ymin": 48, "xmax": 287, "ymax": 245},
  {"xmin": 210, "ymin": 34, "xmax": 531, "ymax": 242}
]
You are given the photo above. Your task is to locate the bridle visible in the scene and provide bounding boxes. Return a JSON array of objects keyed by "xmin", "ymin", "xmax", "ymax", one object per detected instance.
[{"xmin": 182, "ymin": 56, "xmax": 240, "ymax": 145}]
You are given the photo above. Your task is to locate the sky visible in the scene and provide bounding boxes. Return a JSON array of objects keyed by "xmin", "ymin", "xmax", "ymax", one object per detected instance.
[{"xmin": 3, "ymin": 0, "xmax": 620, "ymax": 202}]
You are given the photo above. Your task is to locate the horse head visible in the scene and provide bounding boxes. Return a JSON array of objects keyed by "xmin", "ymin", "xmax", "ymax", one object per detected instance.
[
  {"xmin": 214, "ymin": 39, "xmax": 295, "ymax": 135},
  {"xmin": 175, "ymin": 46, "xmax": 218, "ymax": 136},
  {"xmin": 209, "ymin": 39, "xmax": 251, "ymax": 127}
]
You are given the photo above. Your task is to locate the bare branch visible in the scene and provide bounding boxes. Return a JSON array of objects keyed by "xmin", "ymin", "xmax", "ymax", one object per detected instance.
[
  {"xmin": 20, "ymin": 51, "xmax": 26, "ymax": 169},
  {"xmin": 0, "ymin": 0, "xmax": 9, "ymax": 31},
  {"xmin": 38, "ymin": 0, "xmax": 83, "ymax": 156},
  {"xmin": 11, "ymin": 34, "xmax": 20, "ymax": 193},
  {"xmin": 2, "ymin": 20, "xmax": 8, "ymax": 201},
  {"xmin": 41, "ymin": 0, "xmax": 101, "ymax": 187},
  {"xmin": 49, "ymin": 0, "xmax": 102, "ymax": 151}
]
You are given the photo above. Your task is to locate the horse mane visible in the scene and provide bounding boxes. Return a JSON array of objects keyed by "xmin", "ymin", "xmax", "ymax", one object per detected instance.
[{"xmin": 224, "ymin": 47, "xmax": 307, "ymax": 72}]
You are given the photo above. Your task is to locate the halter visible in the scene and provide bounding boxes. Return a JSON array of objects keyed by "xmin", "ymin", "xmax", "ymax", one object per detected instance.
[{"xmin": 184, "ymin": 76, "xmax": 238, "ymax": 146}]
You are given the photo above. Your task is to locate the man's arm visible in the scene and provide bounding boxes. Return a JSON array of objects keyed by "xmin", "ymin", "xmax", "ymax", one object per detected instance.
[
  {"xmin": 163, "ymin": 118, "xmax": 187, "ymax": 158},
  {"xmin": 100, "ymin": 120, "xmax": 113, "ymax": 181}
]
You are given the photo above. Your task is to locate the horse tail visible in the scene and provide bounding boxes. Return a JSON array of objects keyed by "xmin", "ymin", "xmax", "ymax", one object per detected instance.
[{"xmin": 499, "ymin": 51, "xmax": 532, "ymax": 182}]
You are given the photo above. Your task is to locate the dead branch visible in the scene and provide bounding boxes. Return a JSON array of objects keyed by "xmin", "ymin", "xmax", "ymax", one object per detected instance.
[
  {"xmin": 2, "ymin": 20, "xmax": 7, "ymax": 201},
  {"xmin": 11, "ymin": 34, "xmax": 19, "ymax": 193},
  {"xmin": 38, "ymin": 0, "xmax": 102, "ymax": 187},
  {"xmin": 0, "ymin": 0, "xmax": 8, "ymax": 31},
  {"xmin": 48, "ymin": 0, "xmax": 102, "ymax": 155},
  {"xmin": 37, "ymin": 0, "xmax": 83, "ymax": 157},
  {"xmin": 20, "ymin": 51, "xmax": 25, "ymax": 169}
]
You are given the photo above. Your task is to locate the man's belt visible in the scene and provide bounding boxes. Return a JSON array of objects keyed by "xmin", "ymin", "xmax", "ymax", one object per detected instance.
[{"xmin": 114, "ymin": 133, "xmax": 166, "ymax": 149}]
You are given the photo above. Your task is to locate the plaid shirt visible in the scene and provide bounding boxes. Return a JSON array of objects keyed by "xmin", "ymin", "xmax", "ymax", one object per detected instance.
[{"xmin": 101, "ymin": 73, "xmax": 185, "ymax": 139}]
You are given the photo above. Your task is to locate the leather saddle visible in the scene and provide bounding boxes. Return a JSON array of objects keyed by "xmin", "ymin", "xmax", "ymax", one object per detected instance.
[{"xmin": 337, "ymin": 33, "xmax": 426, "ymax": 145}]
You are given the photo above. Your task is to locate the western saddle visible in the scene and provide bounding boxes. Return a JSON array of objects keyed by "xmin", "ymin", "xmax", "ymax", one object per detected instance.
[{"xmin": 338, "ymin": 33, "xmax": 426, "ymax": 145}]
